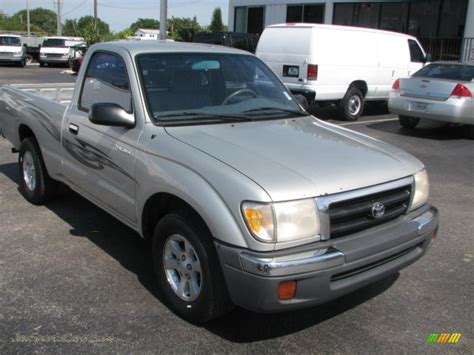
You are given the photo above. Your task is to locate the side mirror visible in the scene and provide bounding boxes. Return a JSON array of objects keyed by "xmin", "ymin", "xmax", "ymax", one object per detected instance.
[
  {"xmin": 424, "ymin": 53, "xmax": 432, "ymax": 63},
  {"xmin": 294, "ymin": 94, "xmax": 309, "ymax": 110},
  {"xmin": 89, "ymin": 103, "xmax": 135, "ymax": 128}
]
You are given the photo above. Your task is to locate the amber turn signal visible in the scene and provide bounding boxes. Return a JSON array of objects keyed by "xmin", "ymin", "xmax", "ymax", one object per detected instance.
[{"xmin": 278, "ymin": 280, "xmax": 297, "ymax": 300}]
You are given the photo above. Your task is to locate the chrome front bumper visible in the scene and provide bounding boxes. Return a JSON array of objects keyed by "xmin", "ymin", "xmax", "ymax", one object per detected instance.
[
  {"xmin": 216, "ymin": 206, "xmax": 439, "ymax": 313},
  {"xmin": 239, "ymin": 208, "xmax": 437, "ymax": 278}
]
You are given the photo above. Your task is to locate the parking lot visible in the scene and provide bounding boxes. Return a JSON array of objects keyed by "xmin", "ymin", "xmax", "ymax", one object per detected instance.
[{"xmin": 0, "ymin": 65, "xmax": 472, "ymax": 353}]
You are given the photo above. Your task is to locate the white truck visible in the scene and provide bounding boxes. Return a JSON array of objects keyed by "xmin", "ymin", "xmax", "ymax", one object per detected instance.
[
  {"xmin": 256, "ymin": 23, "xmax": 429, "ymax": 120},
  {"xmin": 39, "ymin": 36, "xmax": 84, "ymax": 67}
]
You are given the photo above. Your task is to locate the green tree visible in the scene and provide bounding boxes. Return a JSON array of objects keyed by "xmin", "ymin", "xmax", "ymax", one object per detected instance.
[
  {"xmin": 130, "ymin": 18, "xmax": 160, "ymax": 33},
  {"xmin": 77, "ymin": 16, "xmax": 111, "ymax": 45},
  {"xmin": 63, "ymin": 19, "xmax": 79, "ymax": 37},
  {"xmin": 114, "ymin": 27, "xmax": 134, "ymax": 40},
  {"xmin": 12, "ymin": 8, "xmax": 57, "ymax": 34},
  {"xmin": 209, "ymin": 7, "xmax": 224, "ymax": 31},
  {"xmin": 168, "ymin": 16, "xmax": 201, "ymax": 42}
]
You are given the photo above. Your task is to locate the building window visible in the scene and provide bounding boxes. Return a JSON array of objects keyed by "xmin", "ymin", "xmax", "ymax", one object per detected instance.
[
  {"xmin": 438, "ymin": 0, "xmax": 469, "ymax": 38},
  {"xmin": 286, "ymin": 4, "xmax": 325, "ymax": 24},
  {"xmin": 234, "ymin": 6, "xmax": 265, "ymax": 35},
  {"xmin": 333, "ymin": 4, "xmax": 354, "ymax": 26},
  {"xmin": 333, "ymin": 1, "xmax": 468, "ymax": 39},
  {"xmin": 379, "ymin": 3, "xmax": 409, "ymax": 33}
]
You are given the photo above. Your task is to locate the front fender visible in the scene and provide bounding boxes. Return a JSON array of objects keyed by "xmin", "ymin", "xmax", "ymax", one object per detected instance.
[{"xmin": 135, "ymin": 129, "xmax": 274, "ymax": 251}]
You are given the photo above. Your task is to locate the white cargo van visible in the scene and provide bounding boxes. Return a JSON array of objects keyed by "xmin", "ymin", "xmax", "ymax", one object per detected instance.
[
  {"xmin": 256, "ymin": 23, "xmax": 429, "ymax": 120},
  {"xmin": 39, "ymin": 36, "xmax": 83, "ymax": 67}
]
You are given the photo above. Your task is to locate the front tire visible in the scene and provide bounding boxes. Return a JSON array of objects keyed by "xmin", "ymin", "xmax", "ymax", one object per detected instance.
[
  {"xmin": 338, "ymin": 87, "xmax": 365, "ymax": 121},
  {"xmin": 18, "ymin": 138, "xmax": 58, "ymax": 205},
  {"xmin": 152, "ymin": 211, "xmax": 232, "ymax": 323},
  {"xmin": 399, "ymin": 115, "xmax": 420, "ymax": 129}
]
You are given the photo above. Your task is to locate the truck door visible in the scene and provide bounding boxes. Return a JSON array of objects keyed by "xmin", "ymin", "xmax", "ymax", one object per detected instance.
[{"xmin": 61, "ymin": 51, "xmax": 140, "ymax": 225}]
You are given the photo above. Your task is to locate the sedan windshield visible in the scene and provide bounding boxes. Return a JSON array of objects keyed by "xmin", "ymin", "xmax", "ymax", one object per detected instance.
[
  {"xmin": 413, "ymin": 63, "xmax": 474, "ymax": 82},
  {"xmin": 137, "ymin": 53, "xmax": 306, "ymax": 123},
  {"xmin": 0, "ymin": 37, "xmax": 21, "ymax": 46}
]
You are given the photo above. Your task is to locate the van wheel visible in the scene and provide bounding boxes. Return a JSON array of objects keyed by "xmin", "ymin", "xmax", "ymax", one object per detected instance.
[
  {"xmin": 18, "ymin": 138, "xmax": 58, "ymax": 205},
  {"xmin": 339, "ymin": 87, "xmax": 365, "ymax": 121},
  {"xmin": 399, "ymin": 115, "xmax": 420, "ymax": 129},
  {"xmin": 152, "ymin": 211, "xmax": 232, "ymax": 323}
]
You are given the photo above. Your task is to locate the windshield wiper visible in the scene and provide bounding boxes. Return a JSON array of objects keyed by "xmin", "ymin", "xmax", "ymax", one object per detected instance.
[
  {"xmin": 156, "ymin": 111, "xmax": 253, "ymax": 122},
  {"xmin": 243, "ymin": 107, "xmax": 308, "ymax": 116}
]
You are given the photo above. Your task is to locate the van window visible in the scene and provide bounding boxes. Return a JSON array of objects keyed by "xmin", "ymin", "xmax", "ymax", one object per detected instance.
[
  {"xmin": 408, "ymin": 40, "xmax": 425, "ymax": 63},
  {"xmin": 230, "ymin": 34, "xmax": 249, "ymax": 51},
  {"xmin": 80, "ymin": 52, "xmax": 132, "ymax": 113}
]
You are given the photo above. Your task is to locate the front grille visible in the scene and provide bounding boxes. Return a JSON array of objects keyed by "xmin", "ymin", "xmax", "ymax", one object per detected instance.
[
  {"xmin": 328, "ymin": 185, "xmax": 411, "ymax": 238},
  {"xmin": 46, "ymin": 53, "xmax": 64, "ymax": 58}
]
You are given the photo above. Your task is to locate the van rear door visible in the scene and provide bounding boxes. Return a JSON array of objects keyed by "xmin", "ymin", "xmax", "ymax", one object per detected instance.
[{"xmin": 256, "ymin": 27, "xmax": 313, "ymax": 86}]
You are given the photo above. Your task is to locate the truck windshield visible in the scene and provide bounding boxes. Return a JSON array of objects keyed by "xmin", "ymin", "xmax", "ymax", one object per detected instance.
[
  {"xmin": 413, "ymin": 63, "xmax": 474, "ymax": 82},
  {"xmin": 43, "ymin": 39, "xmax": 66, "ymax": 47},
  {"xmin": 137, "ymin": 53, "xmax": 305, "ymax": 123},
  {"xmin": 0, "ymin": 37, "xmax": 21, "ymax": 46}
]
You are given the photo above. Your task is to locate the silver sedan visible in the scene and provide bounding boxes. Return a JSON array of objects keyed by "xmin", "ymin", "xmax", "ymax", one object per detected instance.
[{"xmin": 388, "ymin": 61, "xmax": 474, "ymax": 129}]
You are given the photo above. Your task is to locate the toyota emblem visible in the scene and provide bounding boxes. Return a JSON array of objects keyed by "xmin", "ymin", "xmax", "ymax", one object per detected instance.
[{"xmin": 371, "ymin": 202, "xmax": 385, "ymax": 219}]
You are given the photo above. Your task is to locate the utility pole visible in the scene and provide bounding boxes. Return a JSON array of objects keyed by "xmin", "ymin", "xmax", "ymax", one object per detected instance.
[
  {"xmin": 26, "ymin": 0, "xmax": 31, "ymax": 37},
  {"xmin": 94, "ymin": 0, "xmax": 98, "ymax": 23},
  {"xmin": 160, "ymin": 0, "xmax": 167, "ymax": 40},
  {"xmin": 55, "ymin": 0, "xmax": 62, "ymax": 36}
]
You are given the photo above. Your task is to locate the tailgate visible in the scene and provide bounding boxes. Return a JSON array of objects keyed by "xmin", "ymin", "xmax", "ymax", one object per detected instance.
[{"xmin": 399, "ymin": 78, "xmax": 458, "ymax": 101}]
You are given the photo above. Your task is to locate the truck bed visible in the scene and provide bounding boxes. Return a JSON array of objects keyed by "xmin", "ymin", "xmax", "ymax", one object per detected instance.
[{"xmin": 5, "ymin": 83, "xmax": 75, "ymax": 105}]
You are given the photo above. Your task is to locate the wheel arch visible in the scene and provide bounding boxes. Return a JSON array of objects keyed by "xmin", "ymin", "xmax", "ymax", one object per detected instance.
[
  {"xmin": 347, "ymin": 80, "xmax": 368, "ymax": 97},
  {"xmin": 19, "ymin": 124, "xmax": 36, "ymax": 142},
  {"xmin": 139, "ymin": 189, "xmax": 249, "ymax": 249}
]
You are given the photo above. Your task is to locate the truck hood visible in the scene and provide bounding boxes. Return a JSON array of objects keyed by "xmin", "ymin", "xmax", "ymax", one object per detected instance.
[{"xmin": 165, "ymin": 116, "xmax": 423, "ymax": 201}]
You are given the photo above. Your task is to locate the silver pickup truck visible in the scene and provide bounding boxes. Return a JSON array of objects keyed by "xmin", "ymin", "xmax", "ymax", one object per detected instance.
[{"xmin": 0, "ymin": 41, "xmax": 439, "ymax": 323}]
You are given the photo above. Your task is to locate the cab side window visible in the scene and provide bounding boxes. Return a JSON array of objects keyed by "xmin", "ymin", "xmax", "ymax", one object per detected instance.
[
  {"xmin": 230, "ymin": 34, "xmax": 249, "ymax": 51},
  {"xmin": 80, "ymin": 52, "xmax": 132, "ymax": 113},
  {"xmin": 408, "ymin": 40, "xmax": 425, "ymax": 63}
]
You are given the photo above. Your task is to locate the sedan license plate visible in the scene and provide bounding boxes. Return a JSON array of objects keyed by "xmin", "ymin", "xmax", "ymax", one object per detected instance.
[
  {"xmin": 410, "ymin": 101, "xmax": 428, "ymax": 112},
  {"xmin": 283, "ymin": 65, "xmax": 299, "ymax": 78}
]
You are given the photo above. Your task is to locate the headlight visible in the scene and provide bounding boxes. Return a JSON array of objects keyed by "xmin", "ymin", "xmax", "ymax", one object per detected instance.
[
  {"xmin": 410, "ymin": 169, "xmax": 429, "ymax": 210},
  {"xmin": 40, "ymin": 53, "xmax": 46, "ymax": 57},
  {"xmin": 242, "ymin": 199, "xmax": 320, "ymax": 243}
]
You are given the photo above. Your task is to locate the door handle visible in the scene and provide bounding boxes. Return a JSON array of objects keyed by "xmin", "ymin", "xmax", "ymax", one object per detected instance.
[{"xmin": 68, "ymin": 123, "xmax": 79, "ymax": 135}]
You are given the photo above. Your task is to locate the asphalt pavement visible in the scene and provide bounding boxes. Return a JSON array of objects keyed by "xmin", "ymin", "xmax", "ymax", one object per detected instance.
[{"xmin": 0, "ymin": 65, "xmax": 472, "ymax": 354}]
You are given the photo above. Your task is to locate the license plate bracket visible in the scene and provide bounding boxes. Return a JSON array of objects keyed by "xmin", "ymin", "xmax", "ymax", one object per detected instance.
[
  {"xmin": 283, "ymin": 65, "xmax": 299, "ymax": 78},
  {"xmin": 410, "ymin": 101, "xmax": 428, "ymax": 112}
]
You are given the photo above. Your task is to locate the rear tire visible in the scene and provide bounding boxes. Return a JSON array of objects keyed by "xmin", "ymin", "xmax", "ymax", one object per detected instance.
[
  {"xmin": 399, "ymin": 115, "xmax": 420, "ymax": 129},
  {"xmin": 152, "ymin": 211, "xmax": 232, "ymax": 323},
  {"xmin": 338, "ymin": 87, "xmax": 365, "ymax": 121},
  {"xmin": 39, "ymin": 61, "xmax": 45, "ymax": 67},
  {"xmin": 18, "ymin": 138, "xmax": 58, "ymax": 205}
]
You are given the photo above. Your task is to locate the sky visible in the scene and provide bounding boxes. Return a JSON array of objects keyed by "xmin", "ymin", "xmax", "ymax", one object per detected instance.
[{"xmin": 0, "ymin": 0, "xmax": 229, "ymax": 31}]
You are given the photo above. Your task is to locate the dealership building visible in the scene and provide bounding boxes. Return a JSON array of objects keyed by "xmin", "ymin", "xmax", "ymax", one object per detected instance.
[{"xmin": 228, "ymin": 0, "xmax": 474, "ymax": 61}]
